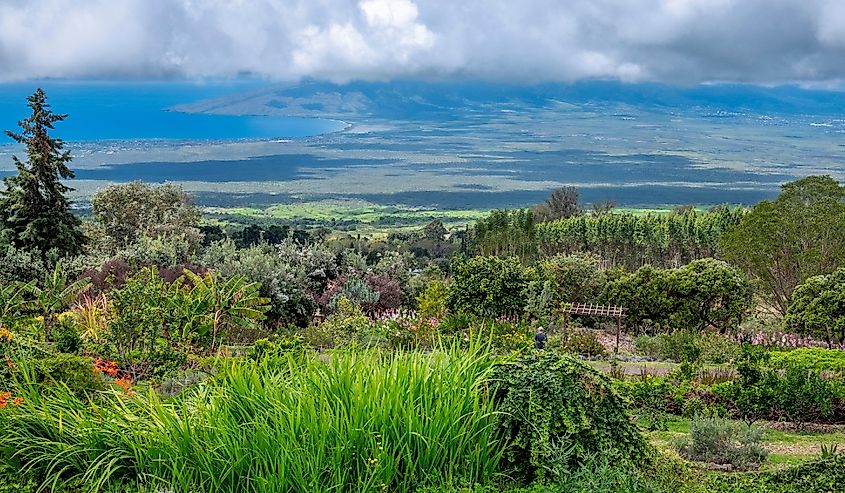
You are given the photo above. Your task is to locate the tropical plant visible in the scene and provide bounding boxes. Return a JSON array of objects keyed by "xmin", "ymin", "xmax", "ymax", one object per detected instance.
[
  {"xmin": 29, "ymin": 263, "xmax": 90, "ymax": 341},
  {"xmin": 182, "ymin": 270, "xmax": 270, "ymax": 351},
  {"xmin": 0, "ymin": 280, "xmax": 34, "ymax": 328}
]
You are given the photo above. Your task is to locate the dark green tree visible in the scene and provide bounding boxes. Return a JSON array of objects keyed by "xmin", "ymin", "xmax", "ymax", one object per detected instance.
[
  {"xmin": 0, "ymin": 89, "xmax": 85, "ymax": 256},
  {"xmin": 446, "ymin": 255, "xmax": 530, "ymax": 318},
  {"xmin": 786, "ymin": 267, "xmax": 845, "ymax": 347}
]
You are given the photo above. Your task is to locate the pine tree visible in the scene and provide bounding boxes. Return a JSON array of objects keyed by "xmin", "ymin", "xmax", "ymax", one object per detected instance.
[{"xmin": 0, "ymin": 88, "xmax": 85, "ymax": 256}]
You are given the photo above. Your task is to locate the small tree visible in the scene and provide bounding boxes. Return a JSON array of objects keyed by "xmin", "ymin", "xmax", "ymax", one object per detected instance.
[
  {"xmin": 0, "ymin": 89, "xmax": 85, "ymax": 256},
  {"xmin": 786, "ymin": 267, "xmax": 845, "ymax": 347},
  {"xmin": 669, "ymin": 258, "xmax": 752, "ymax": 333},
  {"xmin": 534, "ymin": 186, "xmax": 582, "ymax": 222},
  {"xmin": 720, "ymin": 176, "xmax": 845, "ymax": 314},
  {"xmin": 90, "ymin": 181, "xmax": 201, "ymax": 254}
]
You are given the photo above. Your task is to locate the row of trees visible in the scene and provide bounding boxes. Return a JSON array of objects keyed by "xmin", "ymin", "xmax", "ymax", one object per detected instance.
[{"xmin": 468, "ymin": 205, "xmax": 745, "ymax": 269}]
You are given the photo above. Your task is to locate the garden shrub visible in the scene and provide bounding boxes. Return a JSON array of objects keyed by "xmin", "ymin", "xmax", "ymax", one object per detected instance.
[
  {"xmin": 417, "ymin": 279, "xmax": 448, "ymax": 319},
  {"xmin": 53, "ymin": 313, "xmax": 82, "ymax": 354},
  {"xmin": 447, "ymin": 256, "xmax": 530, "ymax": 318},
  {"xmin": 635, "ymin": 332, "xmax": 738, "ymax": 364},
  {"xmin": 562, "ymin": 329, "xmax": 607, "ymax": 358},
  {"xmin": 696, "ymin": 333, "xmax": 740, "ymax": 364},
  {"xmin": 715, "ymin": 345, "xmax": 845, "ymax": 424},
  {"xmin": 673, "ymin": 416, "xmax": 768, "ymax": 469},
  {"xmin": 34, "ymin": 353, "xmax": 107, "ymax": 398},
  {"xmin": 319, "ymin": 297, "xmax": 371, "ymax": 346},
  {"xmin": 491, "ymin": 351, "xmax": 651, "ymax": 481}
]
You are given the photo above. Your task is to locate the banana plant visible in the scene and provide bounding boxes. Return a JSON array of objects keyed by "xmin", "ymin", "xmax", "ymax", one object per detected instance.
[
  {"xmin": 182, "ymin": 270, "xmax": 270, "ymax": 352},
  {"xmin": 0, "ymin": 280, "xmax": 35, "ymax": 328},
  {"xmin": 29, "ymin": 263, "xmax": 91, "ymax": 341}
]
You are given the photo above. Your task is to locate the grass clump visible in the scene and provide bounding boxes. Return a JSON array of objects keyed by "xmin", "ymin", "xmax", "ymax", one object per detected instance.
[{"xmin": 0, "ymin": 344, "xmax": 505, "ymax": 493}]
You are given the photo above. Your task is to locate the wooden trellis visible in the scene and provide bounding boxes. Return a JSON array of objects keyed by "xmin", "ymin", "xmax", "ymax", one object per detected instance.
[{"xmin": 561, "ymin": 303, "xmax": 627, "ymax": 354}]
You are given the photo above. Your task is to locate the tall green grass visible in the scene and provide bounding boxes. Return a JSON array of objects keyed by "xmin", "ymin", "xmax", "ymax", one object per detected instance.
[{"xmin": 1, "ymin": 344, "xmax": 505, "ymax": 493}]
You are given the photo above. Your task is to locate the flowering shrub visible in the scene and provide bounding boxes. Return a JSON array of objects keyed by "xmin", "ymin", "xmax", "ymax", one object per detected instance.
[{"xmin": 740, "ymin": 330, "xmax": 845, "ymax": 351}]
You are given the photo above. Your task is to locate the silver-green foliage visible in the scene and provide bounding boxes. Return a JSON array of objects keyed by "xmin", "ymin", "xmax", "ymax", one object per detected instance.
[{"xmin": 673, "ymin": 416, "xmax": 768, "ymax": 469}]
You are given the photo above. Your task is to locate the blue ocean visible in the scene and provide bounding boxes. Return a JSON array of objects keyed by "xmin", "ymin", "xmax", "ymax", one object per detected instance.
[{"xmin": 0, "ymin": 81, "xmax": 345, "ymax": 142}]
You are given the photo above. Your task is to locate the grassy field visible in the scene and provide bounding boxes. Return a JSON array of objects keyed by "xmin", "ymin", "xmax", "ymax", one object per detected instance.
[{"xmin": 203, "ymin": 199, "xmax": 488, "ymax": 234}]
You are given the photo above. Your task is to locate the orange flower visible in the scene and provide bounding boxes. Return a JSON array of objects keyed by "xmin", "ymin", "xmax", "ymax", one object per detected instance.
[
  {"xmin": 0, "ymin": 391, "xmax": 10, "ymax": 408},
  {"xmin": 12, "ymin": 397, "xmax": 23, "ymax": 406},
  {"xmin": 5, "ymin": 359, "xmax": 13, "ymax": 369},
  {"xmin": 114, "ymin": 377, "xmax": 135, "ymax": 396},
  {"xmin": 93, "ymin": 358, "xmax": 119, "ymax": 376}
]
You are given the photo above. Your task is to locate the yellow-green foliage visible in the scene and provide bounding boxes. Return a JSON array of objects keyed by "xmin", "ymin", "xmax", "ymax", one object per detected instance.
[
  {"xmin": 769, "ymin": 348, "xmax": 845, "ymax": 374},
  {"xmin": 417, "ymin": 280, "xmax": 447, "ymax": 319}
]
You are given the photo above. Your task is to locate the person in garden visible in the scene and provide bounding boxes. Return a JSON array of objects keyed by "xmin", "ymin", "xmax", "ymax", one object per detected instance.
[{"xmin": 534, "ymin": 327, "xmax": 547, "ymax": 350}]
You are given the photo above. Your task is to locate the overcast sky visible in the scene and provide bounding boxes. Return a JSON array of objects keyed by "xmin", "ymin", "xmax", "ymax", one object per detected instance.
[{"xmin": 2, "ymin": 0, "xmax": 845, "ymax": 85}]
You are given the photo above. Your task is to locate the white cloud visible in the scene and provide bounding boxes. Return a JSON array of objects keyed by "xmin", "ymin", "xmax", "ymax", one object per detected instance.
[{"xmin": 0, "ymin": 0, "xmax": 844, "ymax": 84}]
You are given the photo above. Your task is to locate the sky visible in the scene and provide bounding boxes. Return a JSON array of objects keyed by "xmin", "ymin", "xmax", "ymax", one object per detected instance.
[{"xmin": 2, "ymin": 0, "xmax": 845, "ymax": 86}]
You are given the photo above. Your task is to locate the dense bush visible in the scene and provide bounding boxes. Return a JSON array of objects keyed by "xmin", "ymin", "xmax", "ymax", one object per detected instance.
[
  {"xmin": 786, "ymin": 267, "xmax": 845, "ymax": 347},
  {"xmin": 604, "ymin": 260, "xmax": 751, "ymax": 333},
  {"xmin": 490, "ymin": 351, "xmax": 651, "ymax": 481},
  {"xmin": 705, "ymin": 455, "xmax": 845, "ymax": 493},
  {"xmin": 417, "ymin": 279, "xmax": 447, "ymax": 319},
  {"xmin": 635, "ymin": 332, "xmax": 739, "ymax": 364},
  {"xmin": 536, "ymin": 253, "xmax": 608, "ymax": 305},
  {"xmin": 562, "ymin": 329, "xmax": 607, "ymax": 358},
  {"xmin": 89, "ymin": 181, "xmax": 202, "ymax": 255},
  {"xmin": 201, "ymin": 239, "xmax": 321, "ymax": 326},
  {"xmin": 447, "ymin": 256, "xmax": 530, "ymax": 318},
  {"xmin": 673, "ymin": 416, "xmax": 768, "ymax": 469},
  {"xmin": 715, "ymin": 345, "xmax": 845, "ymax": 424}
]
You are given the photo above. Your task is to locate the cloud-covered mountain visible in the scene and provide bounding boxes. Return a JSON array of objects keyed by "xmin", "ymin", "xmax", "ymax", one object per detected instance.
[{"xmin": 2, "ymin": 0, "xmax": 845, "ymax": 86}]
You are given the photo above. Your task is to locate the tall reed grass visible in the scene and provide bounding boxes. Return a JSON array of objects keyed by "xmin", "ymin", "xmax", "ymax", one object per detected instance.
[{"xmin": 1, "ymin": 344, "xmax": 505, "ymax": 493}]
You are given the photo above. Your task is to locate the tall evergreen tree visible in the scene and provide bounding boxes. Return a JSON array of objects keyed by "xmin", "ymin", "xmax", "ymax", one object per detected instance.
[{"xmin": 0, "ymin": 88, "xmax": 85, "ymax": 256}]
